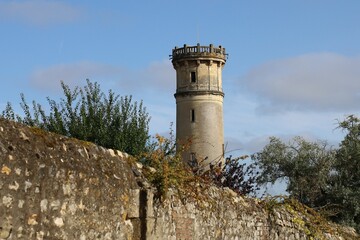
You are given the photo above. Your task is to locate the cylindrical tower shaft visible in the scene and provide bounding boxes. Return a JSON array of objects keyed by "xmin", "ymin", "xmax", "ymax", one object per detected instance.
[{"xmin": 171, "ymin": 43, "xmax": 227, "ymax": 171}]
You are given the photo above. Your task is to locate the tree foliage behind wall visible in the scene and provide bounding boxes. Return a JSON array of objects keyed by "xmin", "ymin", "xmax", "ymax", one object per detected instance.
[
  {"xmin": 252, "ymin": 115, "xmax": 360, "ymax": 232},
  {"xmin": 331, "ymin": 115, "xmax": 360, "ymax": 231},
  {"xmin": 252, "ymin": 136, "xmax": 336, "ymax": 207},
  {"xmin": 1, "ymin": 79, "xmax": 151, "ymax": 156}
]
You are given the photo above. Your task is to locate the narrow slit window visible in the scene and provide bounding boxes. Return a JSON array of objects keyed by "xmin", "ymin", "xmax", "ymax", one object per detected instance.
[
  {"xmin": 191, "ymin": 71, "xmax": 196, "ymax": 83},
  {"xmin": 190, "ymin": 152, "xmax": 197, "ymax": 168},
  {"xmin": 191, "ymin": 109, "xmax": 195, "ymax": 122}
]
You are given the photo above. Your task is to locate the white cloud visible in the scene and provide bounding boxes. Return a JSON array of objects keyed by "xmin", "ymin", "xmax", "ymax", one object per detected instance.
[
  {"xmin": 241, "ymin": 53, "xmax": 360, "ymax": 113},
  {"xmin": 224, "ymin": 92, "xmax": 348, "ymax": 155},
  {"xmin": 30, "ymin": 62, "xmax": 126, "ymax": 91},
  {"xmin": 30, "ymin": 60, "xmax": 174, "ymax": 94},
  {"xmin": 0, "ymin": 0, "xmax": 82, "ymax": 26},
  {"xmin": 112, "ymin": 60, "xmax": 174, "ymax": 94},
  {"xmin": 140, "ymin": 60, "xmax": 175, "ymax": 92}
]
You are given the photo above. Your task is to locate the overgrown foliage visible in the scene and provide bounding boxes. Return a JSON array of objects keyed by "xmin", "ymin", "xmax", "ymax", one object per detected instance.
[
  {"xmin": 139, "ymin": 129, "xmax": 258, "ymax": 200},
  {"xmin": 1, "ymin": 79, "xmax": 150, "ymax": 156},
  {"xmin": 252, "ymin": 115, "xmax": 360, "ymax": 232},
  {"xmin": 261, "ymin": 196, "xmax": 359, "ymax": 240},
  {"xmin": 138, "ymin": 132, "xmax": 200, "ymax": 201},
  {"xmin": 206, "ymin": 155, "xmax": 259, "ymax": 196}
]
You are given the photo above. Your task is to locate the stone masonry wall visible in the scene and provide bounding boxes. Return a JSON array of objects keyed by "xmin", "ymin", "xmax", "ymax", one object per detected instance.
[
  {"xmin": 0, "ymin": 118, "xmax": 358, "ymax": 239},
  {"xmin": 0, "ymin": 118, "xmax": 140, "ymax": 239},
  {"xmin": 144, "ymin": 187, "xmax": 358, "ymax": 240}
]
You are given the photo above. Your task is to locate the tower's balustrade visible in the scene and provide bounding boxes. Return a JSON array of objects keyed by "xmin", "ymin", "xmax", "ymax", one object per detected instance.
[{"xmin": 171, "ymin": 43, "xmax": 227, "ymax": 61}]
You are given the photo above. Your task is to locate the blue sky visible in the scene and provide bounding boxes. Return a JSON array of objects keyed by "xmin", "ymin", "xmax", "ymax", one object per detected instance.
[{"xmin": 1, "ymin": 1, "xmax": 360, "ymax": 184}]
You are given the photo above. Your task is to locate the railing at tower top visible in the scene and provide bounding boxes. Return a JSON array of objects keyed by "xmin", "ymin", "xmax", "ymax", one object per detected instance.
[{"xmin": 170, "ymin": 44, "xmax": 228, "ymax": 61}]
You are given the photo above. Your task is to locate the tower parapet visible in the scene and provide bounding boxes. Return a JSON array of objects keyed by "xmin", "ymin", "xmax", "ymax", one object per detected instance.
[
  {"xmin": 171, "ymin": 44, "xmax": 227, "ymax": 61},
  {"xmin": 171, "ymin": 43, "xmax": 227, "ymax": 171}
]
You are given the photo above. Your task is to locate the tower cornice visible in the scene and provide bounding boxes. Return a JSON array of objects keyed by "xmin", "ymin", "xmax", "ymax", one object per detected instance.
[{"xmin": 174, "ymin": 90, "xmax": 224, "ymax": 98}]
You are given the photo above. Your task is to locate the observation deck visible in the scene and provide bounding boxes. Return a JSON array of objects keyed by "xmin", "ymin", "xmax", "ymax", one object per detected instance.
[{"xmin": 171, "ymin": 43, "xmax": 227, "ymax": 62}]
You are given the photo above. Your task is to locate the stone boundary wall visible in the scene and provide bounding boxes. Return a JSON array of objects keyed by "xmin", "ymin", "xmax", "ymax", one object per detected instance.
[
  {"xmin": 0, "ymin": 119, "xmax": 139, "ymax": 239},
  {"xmin": 0, "ymin": 119, "xmax": 358, "ymax": 239},
  {"xmin": 142, "ymin": 187, "xmax": 357, "ymax": 240}
]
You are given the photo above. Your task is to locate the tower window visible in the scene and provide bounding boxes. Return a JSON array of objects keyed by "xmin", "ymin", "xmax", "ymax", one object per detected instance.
[
  {"xmin": 191, "ymin": 109, "xmax": 195, "ymax": 122},
  {"xmin": 190, "ymin": 71, "xmax": 196, "ymax": 83}
]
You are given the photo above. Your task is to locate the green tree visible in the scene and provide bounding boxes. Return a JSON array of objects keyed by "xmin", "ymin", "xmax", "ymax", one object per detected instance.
[
  {"xmin": 252, "ymin": 115, "xmax": 360, "ymax": 232},
  {"xmin": 252, "ymin": 136, "xmax": 336, "ymax": 208},
  {"xmin": 1, "ymin": 79, "xmax": 150, "ymax": 156},
  {"xmin": 330, "ymin": 115, "xmax": 360, "ymax": 231}
]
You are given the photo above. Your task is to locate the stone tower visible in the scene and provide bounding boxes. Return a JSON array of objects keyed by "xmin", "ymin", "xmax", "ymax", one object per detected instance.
[{"xmin": 171, "ymin": 43, "xmax": 227, "ymax": 170}]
